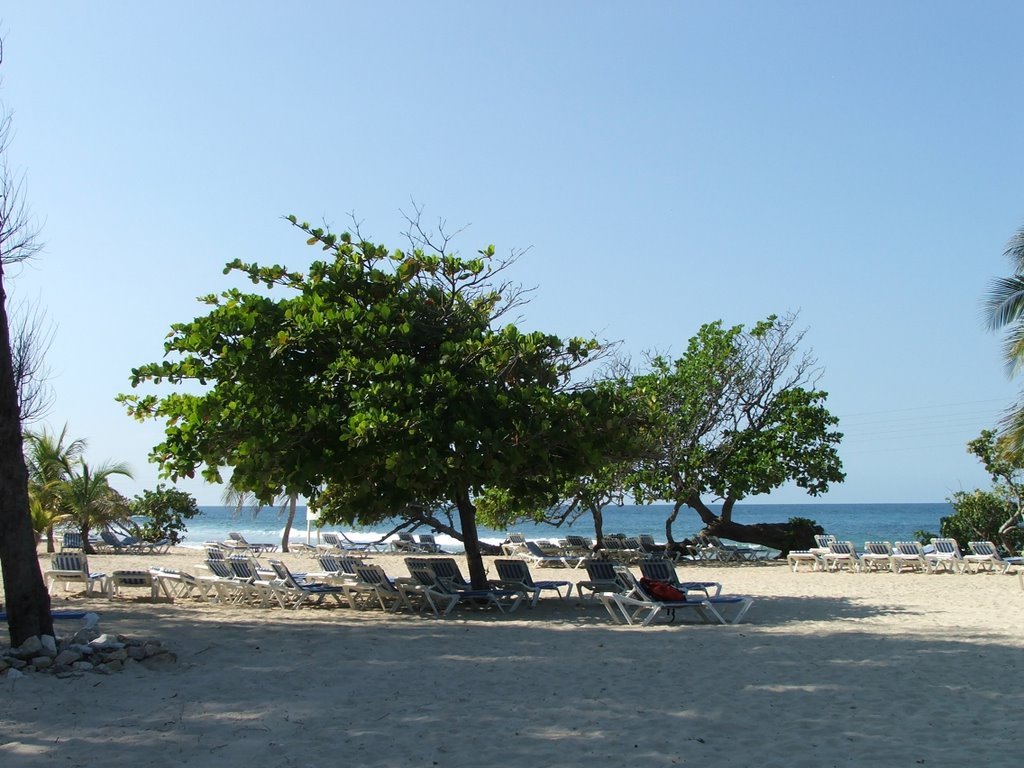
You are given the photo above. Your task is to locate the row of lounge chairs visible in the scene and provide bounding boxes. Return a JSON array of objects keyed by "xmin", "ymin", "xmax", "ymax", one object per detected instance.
[
  {"xmin": 45, "ymin": 547, "xmax": 757, "ymax": 626},
  {"xmin": 60, "ymin": 530, "xmax": 171, "ymax": 555},
  {"xmin": 502, "ymin": 532, "xmax": 773, "ymax": 567},
  {"xmin": 787, "ymin": 536, "xmax": 1024, "ymax": 576}
]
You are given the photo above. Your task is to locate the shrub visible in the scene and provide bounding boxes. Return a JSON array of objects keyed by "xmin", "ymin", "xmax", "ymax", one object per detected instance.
[{"xmin": 130, "ymin": 484, "xmax": 200, "ymax": 545}]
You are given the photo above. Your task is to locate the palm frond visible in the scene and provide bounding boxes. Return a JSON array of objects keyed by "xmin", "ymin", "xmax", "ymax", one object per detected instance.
[{"xmin": 983, "ymin": 276, "xmax": 1024, "ymax": 332}]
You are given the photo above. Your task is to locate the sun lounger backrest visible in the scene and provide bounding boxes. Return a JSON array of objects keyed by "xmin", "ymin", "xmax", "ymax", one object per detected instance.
[
  {"xmin": 584, "ymin": 560, "xmax": 619, "ymax": 582},
  {"xmin": 52, "ymin": 552, "xmax": 88, "ymax": 573},
  {"xmin": 495, "ymin": 559, "xmax": 533, "ymax": 585},
  {"xmin": 61, "ymin": 532, "xmax": 84, "ymax": 551},
  {"xmin": 639, "ymin": 559, "xmax": 676, "ymax": 584}
]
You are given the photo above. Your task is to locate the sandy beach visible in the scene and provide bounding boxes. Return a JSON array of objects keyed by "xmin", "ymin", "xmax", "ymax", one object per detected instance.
[{"xmin": 2, "ymin": 547, "xmax": 1023, "ymax": 767}]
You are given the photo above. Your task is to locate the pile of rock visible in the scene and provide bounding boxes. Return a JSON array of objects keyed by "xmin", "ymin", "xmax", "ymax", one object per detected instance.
[{"xmin": 1, "ymin": 620, "xmax": 176, "ymax": 678}]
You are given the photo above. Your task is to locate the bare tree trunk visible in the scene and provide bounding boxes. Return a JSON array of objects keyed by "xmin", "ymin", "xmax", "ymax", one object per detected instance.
[
  {"xmin": 0, "ymin": 265, "xmax": 53, "ymax": 645},
  {"xmin": 454, "ymin": 489, "xmax": 488, "ymax": 589},
  {"xmin": 281, "ymin": 493, "xmax": 297, "ymax": 553},
  {"xmin": 590, "ymin": 504, "xmax": 604, "ymax": 548}
]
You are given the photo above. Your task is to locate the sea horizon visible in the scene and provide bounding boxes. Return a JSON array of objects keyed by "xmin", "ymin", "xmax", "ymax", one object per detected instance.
[{"xmin": 179, "ymin": 501, "xmax": 955, "ymax": 553}]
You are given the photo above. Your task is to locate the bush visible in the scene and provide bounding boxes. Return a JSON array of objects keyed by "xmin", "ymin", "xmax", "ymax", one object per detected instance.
[
  {"xmin": 130, "ymin": 484, "xmax": 200, "ymax": 545},
  {"xmin": 942, "ymin": 489, "xmax": 1024, "ymax": 554}
]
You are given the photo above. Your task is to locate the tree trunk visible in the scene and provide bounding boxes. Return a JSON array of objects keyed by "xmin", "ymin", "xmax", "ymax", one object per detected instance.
[
  {"xmin": 454, "ymin": 489, "xmax": 488, "ymax": 589},
  {"xmin": 706, "ymin": 518, "xmax": 823, "ymax": 556},
  {"xmin": 281, "ymin": 493, "xmax": 297, "ymax": 553},
  {"xmin": 0, "ymin": 266, "xmax": 54, "ymax": 645},
  {"xmin": 81, "ymin": 522, "xmax": 95, "ymax": 554},
  {"xmin": 590, "ymin": 503, "xmax": 604, "ymax": 549},
  {"xmin": 46, "ymin": 524, "xmax": 55, "ymax": 553}
]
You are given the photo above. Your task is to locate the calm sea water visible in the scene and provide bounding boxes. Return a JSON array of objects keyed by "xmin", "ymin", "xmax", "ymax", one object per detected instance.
[{"xmin": 182, "ymin": 502, "xmax": 953, "ymax": 552}]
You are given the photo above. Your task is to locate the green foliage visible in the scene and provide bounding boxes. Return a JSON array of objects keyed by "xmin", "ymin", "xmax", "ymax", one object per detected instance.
[
  {"xmin": 942, "ymin": 489, "xmax": 1024, "ymax": 553},
  {"xmin": 629, "ymin": 313, "xmax": 844, "ymax": 540},
  {"xmin": 121, "ymin": 215, "xmax": 622, "ymax": 585},
  {"xmin": 130, "ymin": 484, "xmax": 200, "ymax": 545}
]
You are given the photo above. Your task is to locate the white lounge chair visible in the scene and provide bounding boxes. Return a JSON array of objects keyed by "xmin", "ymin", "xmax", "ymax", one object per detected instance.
[
  {"xmin": 493, "ymin": 559, "xmax": 573, "ymax": 607},
  {"xmin": 46, "ymin": 553, "xmax": 107, "ymax": 596},
  {"xmin": 576, "ymin": 559, "xmax": 631, "ymax": 599},
  {"xmin": 602, "ymin": 569, "xmax": 753, "ymax": 626},
  {"xmin": 891, "ymin": 541, "xmax": 928, "ymax": 573},
  {"xmin": 107, "ymin": 570, "xmax": 159, "ymax": 600},
  {"xmin": 821, "ymin": 541, "xmax": 860, "ymax": 572},
  {"xmin": 860, "ymin": 541, "xmax": 894, "ymax": 572},
  {"xmin": 637, "ymin": 559, "xmax": 721, "ymax": 598},
  {"xmin": 963, "ymin": 541, "xmax": 1024, "ymax": 574},
  {"xmin": 926, "ymin": 538, "xmax": 965, "ymax": 574}
]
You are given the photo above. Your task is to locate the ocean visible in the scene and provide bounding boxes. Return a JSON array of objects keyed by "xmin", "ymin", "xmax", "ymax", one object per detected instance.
[{"xmin": 181, "ymin": 502, "xmax": 954, "ymax": 553}]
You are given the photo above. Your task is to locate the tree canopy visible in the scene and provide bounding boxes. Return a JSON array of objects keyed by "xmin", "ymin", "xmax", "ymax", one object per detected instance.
[
  {"xmin": 629, "ymin": 314, "xmax": 845, "ymax": 552},
  {"xmin": 122, "ymin": 216, "xmax": 626, "ymax": 586}
]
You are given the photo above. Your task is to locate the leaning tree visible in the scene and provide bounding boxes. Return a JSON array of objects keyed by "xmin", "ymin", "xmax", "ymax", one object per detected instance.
[
  {"xmin": 630, "ymin": 314, "xmax": 845, "ymax": 554},
  {"xmin": 122, "ymin": 214, "xmax": 620, "ymax": 588},
  {"xmin": 0, "ymin": 36, "xmax": 54, "ymax": 645}
]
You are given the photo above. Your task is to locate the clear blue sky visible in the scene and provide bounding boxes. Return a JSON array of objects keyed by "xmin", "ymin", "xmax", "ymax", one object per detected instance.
[{"xmin": 2, "ymin": 2, "xmax": 1021, "ymax": 506}]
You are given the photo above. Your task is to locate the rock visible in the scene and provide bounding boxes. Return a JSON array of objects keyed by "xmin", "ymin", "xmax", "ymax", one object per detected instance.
[
  {"xmin": 90, "ymin": 634, "xmax": 125, "ymax": 651},
  {"xmin": 54, "ymin": 649, "xmax": 82, "ymax": 667},
  {"xmin": 71, "ymin": 661, "xmax": 94, "ymax": 672},
  {"xmin": 31, "ymin": 656, "xmax": 53, "ymax": 670},
  {"xmin": 70, "ymin": 627, "xmax": 100, "ymax": 645},
  {"xmin": 97, "ymin": 660, "xmax": 123, "ymax": 673},
  {"xmin": 127, "ymin": 646, "xmax": 147, "ymax": 661},
  {"xmin": 106, "ymin": 648, "xmax": 129, "ymax": 662},
  {"xmin": 4, "ymin": 668, "xmax": 24, "ymax": 679},
  {"xmin": 40, "ymin": 635, "xmax": 57, "ymax": 655},
  {"xmin": 15, "ymin": 636, "xmax": 43, "ymax": 659}
]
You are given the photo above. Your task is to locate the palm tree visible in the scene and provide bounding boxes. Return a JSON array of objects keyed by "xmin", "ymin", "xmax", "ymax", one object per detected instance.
[
  {"xmin": 984, "ymin": 225, "xmax": 1024, "ymax": 457},
  {"xmin": 61, "ymin": 459, "xmax": 133, "ymax": 554},
  {"xmin": 24, "ymin": 425, "xmax": 85, "ymax": 552},
  {"xmin": 222, "ymin": 482, "xmax": 299, "ymax": 553}
]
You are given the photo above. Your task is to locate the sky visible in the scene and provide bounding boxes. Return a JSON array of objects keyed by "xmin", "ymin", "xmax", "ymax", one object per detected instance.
[{"xmin": 1, "ymin": 2, "xmax": 1021, "ymax": 506}]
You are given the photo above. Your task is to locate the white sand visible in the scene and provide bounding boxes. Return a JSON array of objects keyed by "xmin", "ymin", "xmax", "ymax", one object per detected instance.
[{"xmin": 2, "ymin": 547, "xmax": 1023, "ymax": 767}]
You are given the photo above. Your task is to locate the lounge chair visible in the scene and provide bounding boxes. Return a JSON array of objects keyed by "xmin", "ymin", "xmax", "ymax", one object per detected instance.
[
  {"xmin": 891, "ymin": 541, "xmax": 928, "ymax": 573},
  {"xmin": 521, "ymin": 540, "xmax": 587, "ymax": 569},
  {"xmin": 576, "ymin": 559, "xmax": 631, "ymax": 599},
  {"xmin": 45, "ymin": 553, "xmax": 107, "ymax": 596},
  {"xmin": 390, "ymin": 532, "xmax": 432, "ymax": 553},
  {"xmin": 493, "ymin": 559, "xmax": 574, "ymax": 607},
  {"xmin": 60, "ymin": 532, "xmax": 85, "ymax": 551},
  {"xmin": 417, "ymin": 533, "xmax": 445, "ymax": 553},
  {"xmin": 963, "ymin": 541, "xmax": 1024, "ymax": 574},
  {"xmin": 809, "ymin": 534, "xmax": 837, "ymax": 563},
  {"xmin": 926, "ymin": 538, "xmax": 965, "ymax": 574},
  {"xmin": 268, "ymin": 560, "xmax": 349, "ymax": 609},
  {"xmin": 603, "ymin": 568, "xmax": 754, "ymax": 626},
  {"xmin": 313, "ymin": 554, "xmax": 362, "ymax": 583},
  {"xmin": 786, "ymin": 550, "xmax": 821, "ymax": 572},
  {"xmin": 404, "ymin": 563, "xmax": 523, "ymax": 614},
  {"xmin": 821, "ymin": 540, "xmax": 860, "ymax": 572},
  {"xmin": 860, "ymin": 541, "xmax": 894, "ymax": 572},
  {"xmin": 149, "ymin": 567, "xmax": 213, "ymax": 602},
  {"xmin": 637, "ymin": 559, "xmax": 721, "ymax": 598},
  {"xmin": 106, "ymin": 570, "xmax": 159, "ymax": 600},
  {"xmin": 501, "ymin": 532, "xmax": 528, "ymax": 556},
  {"xmin": 227, "ymin": 531, "xmax": 278, "ymax": 554},
  {"xmin": 351, "ymin": 565, "xmax": 415, "ymax": 612},
  {"xmin": 397, "ymin": 564, "xmax": 461, "ymax": 616}
]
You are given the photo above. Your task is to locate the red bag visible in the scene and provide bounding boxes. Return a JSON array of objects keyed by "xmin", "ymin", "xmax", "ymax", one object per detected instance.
[{"xmin": 640, "ymin": 577, "xmax": 686, "ymax": 602}]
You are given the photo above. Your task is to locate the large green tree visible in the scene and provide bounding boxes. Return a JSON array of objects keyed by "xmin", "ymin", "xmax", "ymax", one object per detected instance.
[
  {"xmin": 122, "ymin": 215, "xmax": 619, "ymax": 587},
  {"xmin": 630, "ymin": 314, "xmax": 845, "ymax": 554}
]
